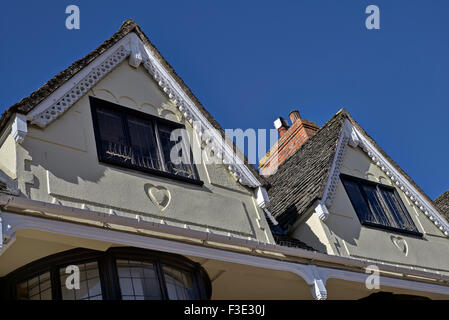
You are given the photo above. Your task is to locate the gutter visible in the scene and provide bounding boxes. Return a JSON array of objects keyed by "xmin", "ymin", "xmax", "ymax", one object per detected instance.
[{"xmin": 0, "ymin": 193, "xmax": 448, "ymax": 285}]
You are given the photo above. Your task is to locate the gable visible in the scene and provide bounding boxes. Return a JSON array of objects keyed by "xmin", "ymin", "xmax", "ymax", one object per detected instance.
[
  {"xmin": 323, "ymin": 145, "xmax": 449, "ymax": 271},
  {"xmin": 266, "ymin": 109, "xmax": 449, "ymax": 239},
  {"xmin": 14, "ymin": 55, "xmax": 271, "ymax": 243},
  {"xmin": 338, "ymin": 146, "xmax": 446, "ymax": 237},
  {"xmin": 0, "ymin": 19, "xmax": 264, "ymax": 190}
]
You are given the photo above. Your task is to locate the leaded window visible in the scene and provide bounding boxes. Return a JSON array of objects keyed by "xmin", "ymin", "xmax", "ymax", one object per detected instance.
[
  {"xmin": 60, "ymin": 262, "xmax": 103, "ymax": 300},
  {"xmin": 2, "ymin": 247, "xmax": 210, "ymax": 300},
  {"xmin": 16, "ymin": 272, "xmax": 52, "ymax": 300},
  {"xmin": 340, "ymin": 174, "xmax": 421, "ymax": 236},
  {"xmin": 90, "ymin": 97, "xmax": 200, "ymax": 184}
]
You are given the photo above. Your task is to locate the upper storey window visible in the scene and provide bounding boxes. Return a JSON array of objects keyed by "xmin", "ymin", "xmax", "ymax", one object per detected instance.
[
  {"xmin": 90, "ymin": 97, "xmax": 201, "ymax": 185},
  {"xmin": 340, "ymin": 174, "xmax": 421, "ymax": 236}
]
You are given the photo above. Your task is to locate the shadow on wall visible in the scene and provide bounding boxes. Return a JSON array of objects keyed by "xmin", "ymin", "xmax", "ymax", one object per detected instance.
[
  {"xmin": 21, "ymin": 126, "xmax": 211, "ymax": 198},
  {"xmin": 283, "ymin": 204, "xmax": 328, "ymax": 253}
]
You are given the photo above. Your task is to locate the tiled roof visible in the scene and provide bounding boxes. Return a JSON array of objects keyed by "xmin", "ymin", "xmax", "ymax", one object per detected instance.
[
  {"xmin": 272, "ymin": 234, "xmax": 317, "ymax": 251},
  {"xmin": 0, "ymin": 19, "xmax": 266, "ymax": 187},
  {"xmin": 266, "ymin": 110, "xmax": 346, "ymax": 229},
  {"xmin": 435, "ymin": 190, "xmax": 449, "ymax": 221}
]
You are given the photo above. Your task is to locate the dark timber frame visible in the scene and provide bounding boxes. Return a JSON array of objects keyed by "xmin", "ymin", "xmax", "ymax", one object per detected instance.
[
  {"xmin": 0, "ymin": 247, "xmax": 211, "ymax": 300},
  {"xmin": 340, "ymin": 173, "xmax": 423, "ymax": 237},
  {"xmin": 89, "ymin": 96, "xmax": 203, "ymax": 186}
]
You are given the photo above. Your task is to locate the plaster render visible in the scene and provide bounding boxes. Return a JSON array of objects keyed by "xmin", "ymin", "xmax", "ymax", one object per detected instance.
[{"xmin": 324, "ymin": 146, "xmax": 449, "ymax": 273}]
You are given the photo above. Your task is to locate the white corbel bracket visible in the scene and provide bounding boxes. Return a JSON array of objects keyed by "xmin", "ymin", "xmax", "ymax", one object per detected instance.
[
  {"xmin": 255, "ymin": 186, "xmax": 270, "ymax": 209},
  {"xmin": 343, "ymin": 119, "xmax": 361, "ymax": 148},
  {"xmin": 308, "ymin": 265, "xmax": 328, "ymax": 300},
  {"xmin": 311, "ymin": 278, "xmax": 328, "ymax": 300},
  {"xmin": 128, "ymin": 33, "xmax": 144, "ymax": 68},
  {"xmin": 314, "ymin": 200, "xmax": 329, "ymax": 221},
  {"xmin": 12, "ymin": 114, "xmax": 27, "ymax": 144}
]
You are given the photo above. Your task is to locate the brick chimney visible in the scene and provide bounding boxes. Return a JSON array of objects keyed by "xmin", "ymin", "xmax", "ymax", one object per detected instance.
[{"xmin": 259, "ymin": 109, "xmax": 319, "ymax": 176}]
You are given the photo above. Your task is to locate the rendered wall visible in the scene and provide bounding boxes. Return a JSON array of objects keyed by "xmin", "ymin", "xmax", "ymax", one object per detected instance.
[
  {"xmin": 0, "ymin": 133, "xmax": 17, "ymax": 179},
  {"xmin": 318, "ymin": 145, "xmax": 448, "ymax": 273}
]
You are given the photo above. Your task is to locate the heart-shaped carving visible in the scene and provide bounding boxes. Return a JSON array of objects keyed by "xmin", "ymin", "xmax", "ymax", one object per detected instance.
[
  {"xmin": 390, "ymin": 235, "xmax": 408, "ymax": 255},
  {"xmin": 144, "ymin": 184, "xmax": 171, "ymax": 211}
]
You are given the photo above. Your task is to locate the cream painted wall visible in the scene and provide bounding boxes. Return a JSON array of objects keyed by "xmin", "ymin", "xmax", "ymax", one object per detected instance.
[
  {"xmin": 319, "ymin": 146, "xmax": 449, "ymax": 273},
  {"xmin": 13, "ymin": 60, "xmax": 272, "ymax": 243},
  {"xmin": 0, "ymin": 133, "xmax": 17, "ymax": 179}
]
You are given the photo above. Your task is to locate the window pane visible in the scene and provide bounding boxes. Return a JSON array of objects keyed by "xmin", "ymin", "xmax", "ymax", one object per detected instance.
[
  {"xmin": 116, "ymin": 260, "xmax": 161, "ymax": 300},
  {"xmin": 341, "ymin": 178, "xmax": 373, "ymax": 223},
  {"xmin": 380, "ymin": 188, "xmax": 418, "ymax": 232},
  {"xmin": 360, "ymin": 184, "xmax": 392, "ymax": 227},
  {"xmin": 16, "ymin": 272, "xmax": 52, "ymax": 300},
  {"xmin": 163, "ymin": 265, "xmax": 197, "ymax": 300},
  {"xmin": 60, "ymin": 262, "xmax": 102, "ymax": 300},
  {"xmin": 96, "ymin": 108, "xmax": 132, "ymax": 163},
  {"xmin": 127, "ymin": 116, "xmax": 162, "ymax": 171},
  {"xmin": 157, "ymin": 124, "xmax": 195, "ymax": 179}
]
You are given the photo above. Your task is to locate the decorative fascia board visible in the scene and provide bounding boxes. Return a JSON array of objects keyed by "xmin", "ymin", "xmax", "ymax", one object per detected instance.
[
  {"xmin": 26, "ymin": 33, "xmax": 261, "ymax": 189},
  {"xmin": 320, "ymin": 119, "xmax": 449, "ymax": 237}
]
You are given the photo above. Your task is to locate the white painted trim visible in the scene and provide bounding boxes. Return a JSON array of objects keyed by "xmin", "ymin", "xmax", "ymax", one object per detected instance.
[
  {"xmin": 263, "ymin": 208, "xmax": 279, "ymax": 226},
  {"xmin": 317, "ymin": 266, "xmax": 449, "ymax": 296},
  {"xmin": 320, "ymin": 119, "xmax": 449, "ymax": 237},
  {"xmin": 25, "ymin": 32, "xmax": 261, "ymax": 189},
  {"xmin": 255, "ymin": 186, "xmax": 270, "ymax": 208},
  {"xmin": 322, "ymin": 120, "xmax": 352, "ymax": 208},
  {"xmin": 12, "ymin": 114, "xmax": 27, "ymax": 144},
  {"xmin": 314, "ymin": 200, "xmax": 330, "ymax": 221},
  {"xmin": 2, "ymin": 211, "xmax": 448, "ymax": 298},
  {"xmin": 27, "ymin": 36, "xmax": 132, "ymax": 122}
]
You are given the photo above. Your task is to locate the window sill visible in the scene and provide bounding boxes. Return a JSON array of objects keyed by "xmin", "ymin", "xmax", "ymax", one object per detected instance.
[
  {"xmin": 99, "ymin": 158, "xmax": 204, "ymax": 187},
  {"xmin": 361, "ymin": 221, "xmax": 423, "ymax": 238}
]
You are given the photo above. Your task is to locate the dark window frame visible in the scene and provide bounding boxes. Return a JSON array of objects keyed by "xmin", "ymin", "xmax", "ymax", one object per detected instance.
[
  {"xmin": 340, "ymin": 174, "xmax": 422, "ymax": 237},
  {"xmin": 89, "ymin": 96, "xmax": 203, "ymax": 186},
  {"xmin": 1, "ymin": 247, "xmax": 211, "ymax": 300}
]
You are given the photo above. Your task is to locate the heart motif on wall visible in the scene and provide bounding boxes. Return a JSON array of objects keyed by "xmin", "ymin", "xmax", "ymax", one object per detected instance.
[
  {"xmin": 390, "ymin": 235, "xmax": 408, "ymax": 256},
  {"xmin": 144, "ymin": 184, "xmax": 171, "ymax": 211}
]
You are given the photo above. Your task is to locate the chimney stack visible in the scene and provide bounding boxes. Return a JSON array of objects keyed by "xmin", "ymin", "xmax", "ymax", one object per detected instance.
[
  {"xmin": 259, "ymin": 109, "xmax": 320, "ymax": 176},
  {"xmin": 289, "ymin": 110, "xmax": 301, "ymax": 124},
  {"xmin": 274, "ymin": 117, "xmax": 289, "ymax": 137}
]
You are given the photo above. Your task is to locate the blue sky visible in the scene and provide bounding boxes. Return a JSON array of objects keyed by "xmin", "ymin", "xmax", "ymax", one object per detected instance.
[{"xmin": 1, "ymin": 0, "xmax": 448, "ymax": 199}]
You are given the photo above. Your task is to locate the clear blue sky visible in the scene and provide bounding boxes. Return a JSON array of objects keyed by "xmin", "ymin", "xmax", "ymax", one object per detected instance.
[{"xmin": 1, "ymin": 0, "xmax": 448, "ymax": 199}]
